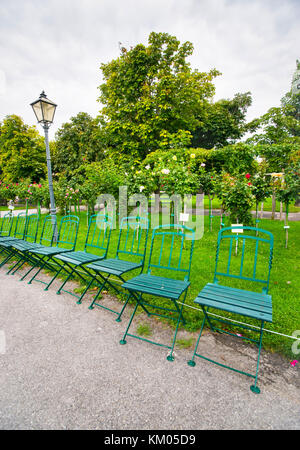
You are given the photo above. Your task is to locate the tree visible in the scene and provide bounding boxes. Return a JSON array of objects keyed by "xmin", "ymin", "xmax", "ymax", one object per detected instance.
[
  {"xmin": 97, "ymin": 31, "xmax": 220, "ymax": 160},
  {"xmin": 191, "ymin": 92, "xmax": 252, "ymax": 149},
  {"xmin": 0, "ymin": 115, "xmax": 46, "ymax": 182},
  {"xmin": 247, "ymin": 60, "xmax": 300, "ymax": 145},
  {"xmin": 53, "ymin": 112, "xmax": 105, "ymax": 176}
]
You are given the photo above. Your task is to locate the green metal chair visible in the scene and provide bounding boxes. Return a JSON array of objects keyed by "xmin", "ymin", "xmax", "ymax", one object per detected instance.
[
  {"xmin": 6, "ymin": 215, "xmax": 58, "ymax": 277},
  {"xmin": 80, "ymin": 215, "xmax": 149, "ymax": 321},
  {"xmin": 188, "ymin": 226, "xmax": 273, "ymax": 394},
  {"xmin": 0, "ymin": 213, "xmax": 14, "ymax": 238},
  {"xmin": 23, "ymin": 215, "xmax": 80, "ymax": 288},
  {"xmin": 0, "ymin": 212, "xmax": 15, "ymax": 262},
  {"xmin": 0, "ymin": 212, "xmax": 27, "ymax": 246},
  {"xmin": 0, "ymin": 213, "xmax": 39, "ymax": 269},
  {"xmin": 119, "ymin": 223, "xmax": 195, "ymax": 361},
  {"xmin": 50, "ymin": 214, "xmax": 113, "ymax": 299}
]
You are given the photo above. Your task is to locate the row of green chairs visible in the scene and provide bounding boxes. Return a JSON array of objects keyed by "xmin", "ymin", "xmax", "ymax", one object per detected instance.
[{"xmin": 0, "ymin": 211, "xmax": 274, "ymax": 393}]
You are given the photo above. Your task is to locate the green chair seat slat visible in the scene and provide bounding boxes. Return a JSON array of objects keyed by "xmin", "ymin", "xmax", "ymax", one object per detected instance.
[
  {"xmin": 29, "ymin": 247, "xmax": 73, "ymax": 256},
  {"xmin": 198, "ymin": 288, "xmax": 272, "ymax": 316},
  {"xmin": 140, "ymin": 274, "xmax": 190, "ymax": 289},
  {"xmin": 10, "ymin": 241, "xmax": 44, "ymax": 251},
  {"xmin": 204, "ymin": 283, "xmax": 272, "ymax": 304},
  {"xmin": 0, "ymin": 237, "xmax": 13, "ymax": 242},
  {"xmin": 122, "ymin": 274, "xmax": 190, "ymax": 299},
  {"xmin": 195, "ymin": 283, "xmax": 272, "ymax": 322},
  {"xmin": 87, "ymin": 258, "xmax": 142, "ymax": 276},
  {"xmin": 0, "ymin": 238, "xmax": 21, "ymax": 247},
  {"xmin": 0, "ymin": 237, "xmax": 19, "ymax": 243},
  {"xmin": 55, "ymin": 251, "xmax": 105, "ymax": 266}
]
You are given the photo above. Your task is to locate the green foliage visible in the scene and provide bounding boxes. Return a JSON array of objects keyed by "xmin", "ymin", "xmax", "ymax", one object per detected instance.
[
  {"xmin": 251, "ymin": 165, "xmax": 272, "ymax": 209},
  {"xmin": 0, "ymin": 179, "xmax": 50, "ymax": 209},
  {"xmin": 273, "ymin": 155, "xmax": 300, "ymax": 210},
  {"xmin": 215, "ymin": 172, "xmax": 255, "ymax": 224},
  {"xmin": 208, "ymin": 143, "xmax": 256, "ymax": 175},
  {"xmin": 0, "ymin": 115, "xmax": 46, "ymax": 182},
  {"xmin": 53, "ymin": 159, "xmax": 126, "ymax": 214},
  {"xmin": 0, "ymin": 181, "xmax": 18, "ymax": 202},
  {"xmin": 53, "ymin": 112, "xmax": 105, "ymax": 176},
  {"xmin": 256, "ymin": 142, "xmax": 299, "ymax": 173},
  {"xmin": 198, "ymin": 170, "xmax": 216, "ymax": 196},
  {"xmin": 191, "ymin": 92, "xmax": 252, "ymax": 149},
  {"xmin": 142, "ymin": 148, "xmax": 199, "ymax": 197},
  {"xmin": 98, "ymin": 31, "xmax": 220, "ymax": 160},
  {"xmin": 247, "ymin": 106, "xmax": 300, "ymax": 145}
]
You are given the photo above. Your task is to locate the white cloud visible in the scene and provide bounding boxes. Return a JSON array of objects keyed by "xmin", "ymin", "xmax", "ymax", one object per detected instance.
[{"xmin": 0, "ymin": 0, "xmax": 299, "ymax": 138}]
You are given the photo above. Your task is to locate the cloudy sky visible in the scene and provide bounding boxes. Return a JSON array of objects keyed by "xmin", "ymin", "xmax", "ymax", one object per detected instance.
[{"xmin": 0, "ymin": 0, "xmax": 299, "ymax": 139}]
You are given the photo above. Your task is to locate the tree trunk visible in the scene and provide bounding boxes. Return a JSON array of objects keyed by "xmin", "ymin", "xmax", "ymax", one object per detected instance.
[{"xmin": 271, "ymin": 192, "xmax": 276, "ymax": 220}]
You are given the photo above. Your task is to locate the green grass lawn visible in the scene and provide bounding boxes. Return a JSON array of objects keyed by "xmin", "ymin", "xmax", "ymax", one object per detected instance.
[{"xmin": 3, "ymin": 210, "xmax": 300, "ymax": 359}]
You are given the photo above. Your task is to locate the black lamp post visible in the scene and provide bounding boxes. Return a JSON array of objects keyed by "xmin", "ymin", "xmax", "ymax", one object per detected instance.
[{"xmin": 31, "ymin": 91, "xmax": 58, "ymax": 239}]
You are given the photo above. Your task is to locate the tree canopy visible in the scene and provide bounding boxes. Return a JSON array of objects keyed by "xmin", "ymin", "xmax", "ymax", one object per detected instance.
[
  {"xmin": 97, "ymin": 31, "xmax": 220, "ymax": 160},
  {"xmin": 0, "ymin": 115, "xmax": 46, "ymax": 182},
  {"xmin": 191, "ymin": 92, "xmax": 252, "ymax": 149},
  {"xmin": 52, "ymin": 112, "xmax": 104, "ymax": 176}
]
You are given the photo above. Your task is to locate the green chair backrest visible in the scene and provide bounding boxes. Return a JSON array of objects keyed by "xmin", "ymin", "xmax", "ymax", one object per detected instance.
[
  {"xmin": 146, "ymin": 224, "xmax": 195, "ymax": 281},
  {"xmin": 13, "ymin": 213, "xmax": 28, "ymax": 240},
  {"xmin": 84, "ymin": 213, "xmax": 112, "ymax": 256},
  {"xmin": 116, "ymin": 216, "xmax": 149, "ymax": 264},
  {"xmin": 56, "ymin": 215, "xmax": 79, "ymax": 250},
  {"xmin": 39, "ymin": 215, "xmax": 57, "ymax": 246},
  {"xmin": 0, "ymin": 213, "xmax": 14, "ymax": 237},
  {"xmin": 214, "ymin": 226, "xmax": 274, "ymax": 293},
  {"xmin": 24, "ymin": 213, "xmax": 39, "ymax": 243}
]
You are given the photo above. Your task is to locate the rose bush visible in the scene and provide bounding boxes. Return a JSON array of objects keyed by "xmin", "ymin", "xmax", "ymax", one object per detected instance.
[{"xmin": 216, "ymin": 172, "xmax": 255, "ymax": 225}]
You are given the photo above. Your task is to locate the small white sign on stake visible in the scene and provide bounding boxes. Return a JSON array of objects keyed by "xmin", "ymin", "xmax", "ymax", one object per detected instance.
[
  {"xmin": 231, "ymin": 224, "xmax": 243, "ymax": 233},
  {"xmin": 180, "ymin": 213, "xmax": 189, "ymax": 223}
]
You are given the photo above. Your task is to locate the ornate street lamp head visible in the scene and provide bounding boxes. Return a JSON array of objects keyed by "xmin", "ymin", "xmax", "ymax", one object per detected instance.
[{"xmin": 30, "ymin": 91, "xmax": 57, "ymax": 125}]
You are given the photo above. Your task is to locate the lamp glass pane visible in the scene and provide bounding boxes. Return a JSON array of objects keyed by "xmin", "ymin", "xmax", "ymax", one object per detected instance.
[
  {"xmin": 32, "ymin": 101, "xmax": 43, "ymax": 122},
  {"xmin": 41, "ymin": 100, "xmax": 56, "ymax": 122}
]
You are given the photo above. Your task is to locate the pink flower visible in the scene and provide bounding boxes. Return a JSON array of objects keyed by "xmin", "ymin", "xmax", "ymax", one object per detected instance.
[
  {"xmin": 38, "ymin": 184, "xmax": 42, "ymax": 188},
  {"xmin": 290, "ymin": 360, "xmax": 299, "ymax": 367}
]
